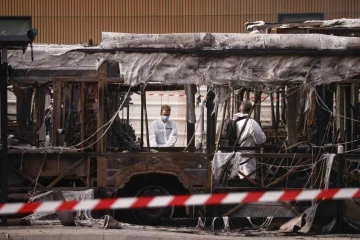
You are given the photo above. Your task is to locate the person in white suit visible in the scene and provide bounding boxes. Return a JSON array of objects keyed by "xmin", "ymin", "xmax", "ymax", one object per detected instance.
[
  {"xmin": 149, "ymin": 104, "xmax": 178, "ymax": 147},
  {"xmin": 235, "ymin": 101, "xmax": 266, "ymax": 179}
]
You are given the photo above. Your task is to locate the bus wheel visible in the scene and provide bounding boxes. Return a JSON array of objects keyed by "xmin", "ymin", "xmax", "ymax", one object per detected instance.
[{"xmin": 132, "ymin": 185, "xmax": 174, "ymax": 225}]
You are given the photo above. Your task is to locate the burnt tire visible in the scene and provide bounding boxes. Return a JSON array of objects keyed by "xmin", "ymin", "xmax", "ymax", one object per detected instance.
[{"xmin": 132, "ymin": 185, "xmax": 174, "ymax": 226}]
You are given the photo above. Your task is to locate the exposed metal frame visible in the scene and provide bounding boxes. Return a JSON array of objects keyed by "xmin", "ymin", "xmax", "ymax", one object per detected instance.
[{"xmin": 0, "ymin": 49, "xmax": 8, "ymax": 226}]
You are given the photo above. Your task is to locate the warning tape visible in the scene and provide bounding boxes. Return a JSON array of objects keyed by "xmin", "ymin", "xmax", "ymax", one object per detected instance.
[{"xmin": 1, "ymin": 188, "xmax": 359, "ymax": 215}]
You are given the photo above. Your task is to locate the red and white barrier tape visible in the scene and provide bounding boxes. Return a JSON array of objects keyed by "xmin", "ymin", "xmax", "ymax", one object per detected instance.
[{"xmin": 1, "ymin": 188, "xmax": 359, "ymax": 215}]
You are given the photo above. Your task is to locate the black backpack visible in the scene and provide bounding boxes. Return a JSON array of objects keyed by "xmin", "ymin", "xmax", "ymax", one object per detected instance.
[{"xmin": 221, "ymin": 116, "xmax": 247, "ymax": 146}]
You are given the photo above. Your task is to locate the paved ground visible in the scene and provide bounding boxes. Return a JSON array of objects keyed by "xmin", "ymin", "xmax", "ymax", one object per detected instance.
[{"xmin": 0, "ymin": 225, "xmax": 360, "ymax": 240}]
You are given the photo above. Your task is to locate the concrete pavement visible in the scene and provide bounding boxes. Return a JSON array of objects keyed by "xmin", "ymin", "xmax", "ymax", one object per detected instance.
[{"xmin": 0, "ymin": 225, "xmax": 360, "ymax": 240}]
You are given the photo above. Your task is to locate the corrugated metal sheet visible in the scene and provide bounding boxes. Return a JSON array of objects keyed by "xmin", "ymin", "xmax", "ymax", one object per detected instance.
[{"xmin": 0, "ymin": 0, "xmax": 359, "ymax": 44}]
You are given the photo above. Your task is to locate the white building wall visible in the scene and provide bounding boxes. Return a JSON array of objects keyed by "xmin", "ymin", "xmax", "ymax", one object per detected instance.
[{"xmin": 126, "ymin": 90, "xmax": 274, "ymax": 147}]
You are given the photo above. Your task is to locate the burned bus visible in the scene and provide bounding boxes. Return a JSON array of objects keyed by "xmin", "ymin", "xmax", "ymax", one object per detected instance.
[{"xmin": 5, "ymin": 29, "xmax": 360, "ymax": 226}]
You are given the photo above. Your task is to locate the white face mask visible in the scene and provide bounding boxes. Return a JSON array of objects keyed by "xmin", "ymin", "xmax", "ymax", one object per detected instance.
[{"xmin": 161, "ymin": 115, "xmax": 169, "ymax": 122}]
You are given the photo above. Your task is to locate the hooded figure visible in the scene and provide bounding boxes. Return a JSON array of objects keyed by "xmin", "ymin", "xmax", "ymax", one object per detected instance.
[{"xmin": 149, "ymin": 104, "xmax": 178, "ymax": 147}]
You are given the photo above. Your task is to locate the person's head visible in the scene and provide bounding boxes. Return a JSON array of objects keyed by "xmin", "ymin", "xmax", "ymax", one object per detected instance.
[
  {"xmin": 239, "ymin": 101, "xmax": 252, "ymax": 114},
  {"xmin": 160, "ymin": 104, "xmax": 171, "ymax": 122}
]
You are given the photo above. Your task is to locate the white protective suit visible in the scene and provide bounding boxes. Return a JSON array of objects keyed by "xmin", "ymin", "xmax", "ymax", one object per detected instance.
[
  {"xmin": 235, "ymin": 113, "xmax": 266, "ymax": 179},
  {"xmin": 149, "ymin": 119, "xmax": 178, "ymax": 147}
]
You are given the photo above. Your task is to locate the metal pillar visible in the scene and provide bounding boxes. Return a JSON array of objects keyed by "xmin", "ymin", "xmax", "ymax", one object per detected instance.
[
  {"xmin": 206, "ymin": 89, "xmax": 216, "ymax": 153},
  {"xmin": 344, "ymin": 86, "xmax": 352, "ymax": 152},
  {"xmin": 185, "ymin": 85, "xmax": 196, "ymax": 151},
  {"xmin": 0, "ymin": 48, "xmax": 8, "ymax": 226},
  {"xmin": 315, "ymin": 85, "xmax": 333, "ymax": 145},
  {"xmin": 336, "ymin": 144, "xmax": 344, "ymax": 232},
  {"xmin": 140, "ymin": 86, "xmax": 144, "ymax": 151}
]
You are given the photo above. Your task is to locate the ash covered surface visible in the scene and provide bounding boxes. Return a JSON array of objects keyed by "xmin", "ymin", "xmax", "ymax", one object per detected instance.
[{"xmin": 2, "ymin": 222, "xmax": 360, "ymax": 239}]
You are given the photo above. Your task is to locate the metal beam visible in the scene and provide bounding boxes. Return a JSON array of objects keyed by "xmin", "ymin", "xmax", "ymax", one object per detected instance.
[
  {"xmin": 285, "ymin": 85, "xmax": 298, "ymax": 147},
  {"xmin": 206, "ymin": 89, "xmax": 216, "ymax": 153},
  {"xmin": 1, "ymin": 49, "xmax": 8, "ymax": 226},
  {"xmin": 9, "ymin": 167, "xmax": 45, "ymax": 188},
  {"xmin": 72, "ymin": 47, "xmax": 360, "ymax": 57},
  {"xmin": 46, "ymin": 157, "xmax": 85, "ymax": 188}
]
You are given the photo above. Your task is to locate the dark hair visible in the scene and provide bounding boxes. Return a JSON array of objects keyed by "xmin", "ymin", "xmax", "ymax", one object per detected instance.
[{"xmin": 240, "ymin": 101, "xmax": 252, "ymax": 114}]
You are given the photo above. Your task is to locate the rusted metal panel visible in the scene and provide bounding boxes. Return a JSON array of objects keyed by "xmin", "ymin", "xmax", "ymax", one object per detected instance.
[
  {"xmin": 105, "ymin": 153, "xmax": 209, "ymax": 189},
  {"xmin": 97, "ymin": 156, "xmax": 107, "ymax": 188},
  {"xmin": 46, "ymin": 157, "xmax": 87, "ymax": 188},
  {"xmin": 1, "ymin": 0, "xmax": 359, "ymax": 44},
  {"xmin": 8, "ymin": 154, "xmax": 88, "ymax": 187},
  {"xmin": 52, "ymin": 81, "xmax": 61, "ymax": 146},
  {"xmin": 97, "ymin": 63, "xmax": 107, "ymax": 153},
  {"xmin": 80, "ymin": 82, "xmax": 85, "ymax": 150},
  {"xmin": 14, "ymin": 85, "xmax": 33, "ymax": 142}
]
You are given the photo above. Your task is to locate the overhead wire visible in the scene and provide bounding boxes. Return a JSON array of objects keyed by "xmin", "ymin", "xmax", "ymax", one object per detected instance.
[{"xmin": 73, "ymin": 87, "xmax": 132, "ymax": 151}]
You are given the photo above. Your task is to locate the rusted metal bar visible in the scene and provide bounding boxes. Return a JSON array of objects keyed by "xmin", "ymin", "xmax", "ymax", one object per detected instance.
[
  {"xmin": 52, "ymin": 81, "xmax": 61, "ymax": 146},
  {"xmin": 351, "ymin": 84, "xmax": 358, "ymax": 151},
  {"xmin": 276, "ymin": 91, "xmax": 280, "ymax": 131},
  {"xmin": 239, "ymin": 88, "xmax": 245, "ymax": 104},
  {"xmin": 343, "ymin": 155, "xmax": 360, "ymax": 163},
  {"xmin": 260, "ymin": 148, "xmax": 264, "ymax": 187},
  {"xmin": 140, "ymin": 85, "xmax": 144, "ymax": 151},
  {"xmin": 231, "ymin": 91, "xmax": 235, "ymax": 118},
  {"xmin": 1, "ymin": 57, "xmax": 8, "ymax": 226},
  {"xmin": 223, "ymin": 203, "xmax": 246, "ymax": 216},
  {"xmin": 337, "ymin": 145, "xmax": 344, "ymax": 188},
  {"xmin": 254, "ymin": 90, "xmax": 262, "ymax": 125},
  {"xmin": 285, "ymin": 85, "xmax": 298, "ymax": 147},
  {"xmin": 332, "ymin": 163, "xmax": 360, "ymax": 184},
  {"xmin": 337, "ymin": 145, "xmax": 345, "ymax": 232},
  {"xmin": 282, "ymin": 141, "xmax": 313, "ymax": 152},
  {"xmin": 142, "ymin": 85, "xmax": 150, "ymax": 151},
  {"xmin": 46, "ymin": 157, "xmax": 85, "ymax": 188},
  {"xmin": 215, "ymin": 100, "xmax": 227, "ymax": 153},
  {"xmin": 281, "ymin": 88, "xmax": 286, "ymax": 125},
  {"xmin": 206, "ymin": 89, "xmax": 216, "ymax": 153},
  {"xmin": 315, "ymin": 86, "xmax": 333, "ymax": 145},
  {"xmin": 80, "ymin": 82, "xmax": 85, "ymax": 150},
  {"xmin": 270, "ymin": 92, "xmax": 276, "ymax": 133},
  {"xmin": 345, "ymin": 87, "xmax": 352, "ymax": 153},
  {"xmin": 336, "ymin": 85, "xmax": 345, "ymax": 142},
  {"xmin": 65, "ymin": 83, "xmax": 75, "ymax": 146},
  {"xmin": 237, "ymin": 170, "xmax": 261, "ymax": 186},
  {"xmin": 266, "ymin": 158, "xmax": 312, "ymax": 188},
  {"xmin": 278, "ymin": 201, "xmax": 300, "ymax": 216},
  {"xmin": 8, "ymin": 149, "xmax": 314, "ymax": 159},
  {"xmin": 245, "ymin": 90, "xmax": 250, "ymax": 101},
  {"xmin": 9, "ymin": 166, "xmax": 45, "ymax": 188},
  {"xmin": 97, "ymin": 71, "xmax": 106, "ymax": 152},
  {"xmin": 86, "ymin": 157, "xmax": 91, "ymax": 187},
  {"xmin": 185, "ymin": 85, "xmax": 196, "ymax": 151},
  {"xmin": 34, "ymin": 84, "xmax": 39, "ymax": 147}
]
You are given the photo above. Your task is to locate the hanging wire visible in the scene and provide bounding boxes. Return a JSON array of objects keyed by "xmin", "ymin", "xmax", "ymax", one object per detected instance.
[
  {"xmin": 182, "ymin": 89, "xmax": 211, "ymax": 152},
  {"xmin": 31, "ymin": 151, "xmax": 47, "ymax": 196},
  {"xmin": 73, "ymin": 87, "xmax": 132, "ymax": 151},
  {"xmin": 315, "ymin": 90, "xmax": 360, "ymax": 123}
]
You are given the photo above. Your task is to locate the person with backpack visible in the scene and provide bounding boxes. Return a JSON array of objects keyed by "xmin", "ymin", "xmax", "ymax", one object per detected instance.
[{"xmin": 234, "ymin": 101, "xmax": 266, "ymax": 180}]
